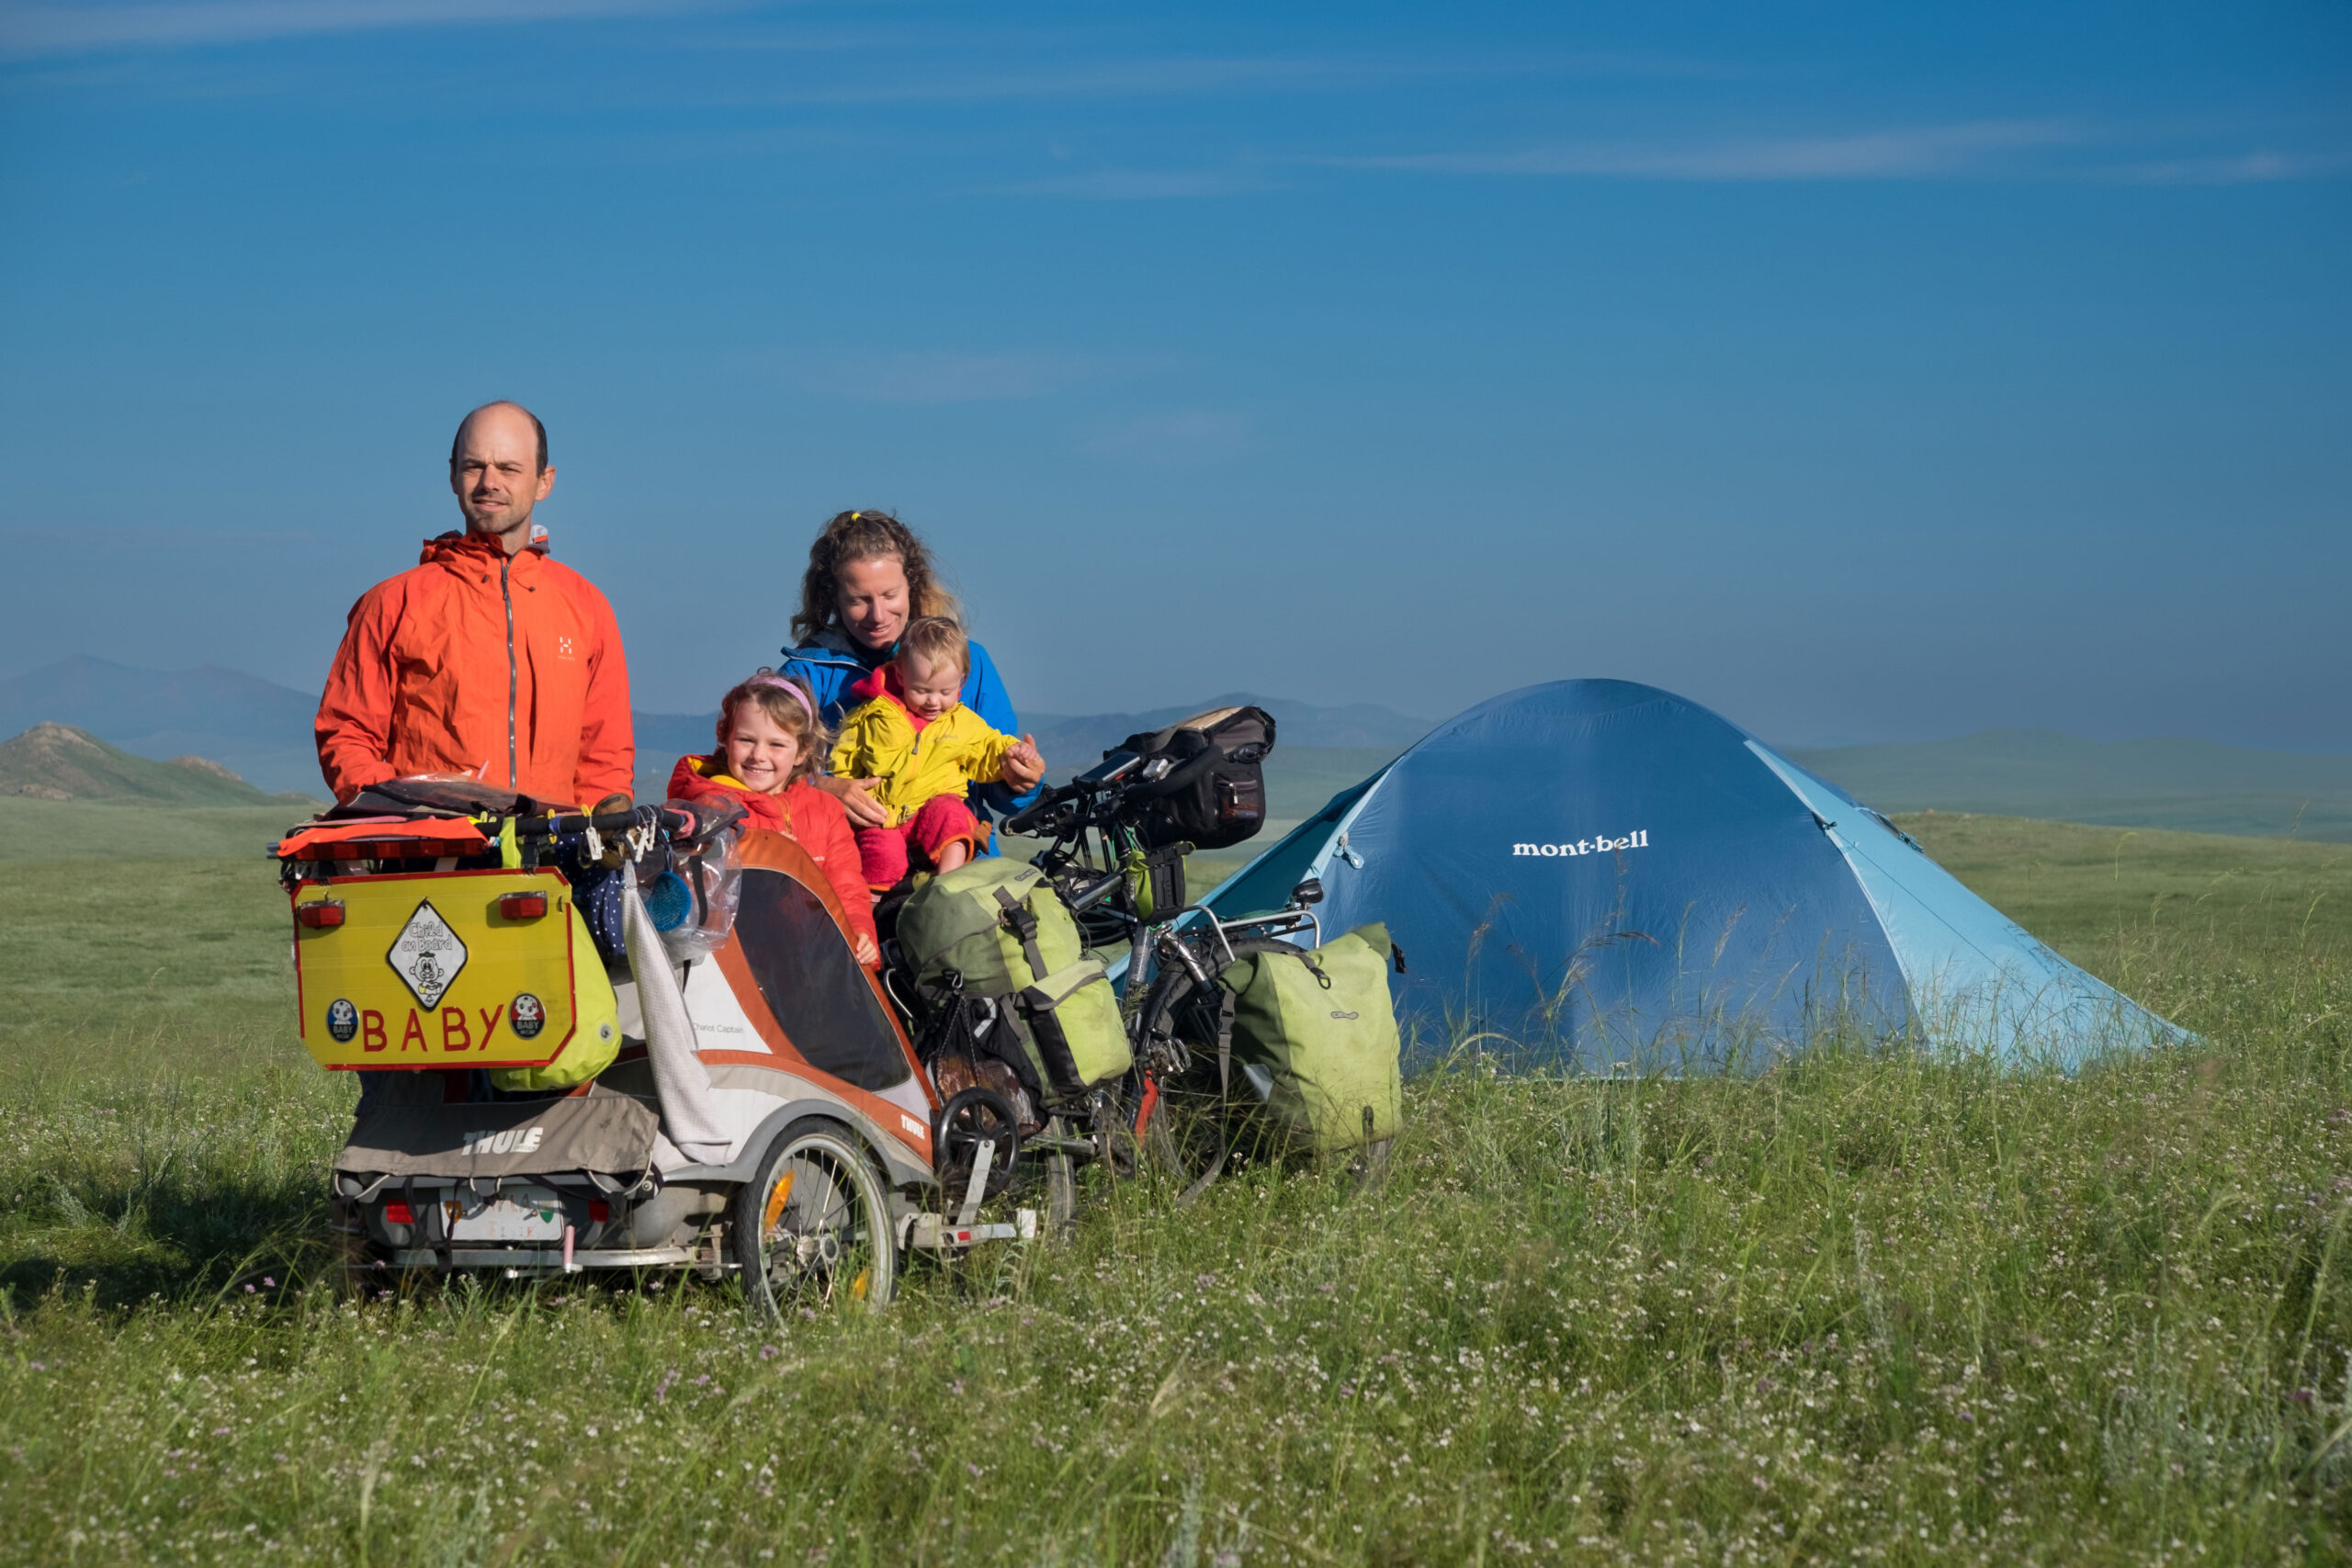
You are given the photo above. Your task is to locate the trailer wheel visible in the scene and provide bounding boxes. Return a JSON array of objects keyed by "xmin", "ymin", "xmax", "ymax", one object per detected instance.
[{"xmin": 731, "ymin": 1119, "xmax": 897, "ymax": 1323}]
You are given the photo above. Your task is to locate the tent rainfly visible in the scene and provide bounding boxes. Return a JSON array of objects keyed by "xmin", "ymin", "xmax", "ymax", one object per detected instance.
[{"xmin": 1198, "ymin": 680, "xmax": 2185, "ymax": 1072}]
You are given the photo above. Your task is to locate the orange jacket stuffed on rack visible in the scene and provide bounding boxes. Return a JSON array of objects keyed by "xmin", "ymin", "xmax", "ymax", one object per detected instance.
[{"xmin": 316, "ymin": 531, "xmax": 633, "ymax": 807}]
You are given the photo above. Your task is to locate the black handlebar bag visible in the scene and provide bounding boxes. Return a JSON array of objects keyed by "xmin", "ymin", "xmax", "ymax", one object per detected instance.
[{"xmin": 1115, "ymin": 705, "xmax": 1277, "ymax": 852}]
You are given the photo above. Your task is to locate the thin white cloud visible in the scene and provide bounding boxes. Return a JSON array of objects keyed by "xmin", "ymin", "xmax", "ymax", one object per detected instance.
[
  {"xmin": 2107, "ymin": 150, "xmax": 2352, "ymax": 186},
  {"xmin": 817, "ymin": 350, "xmax": 1114, "ymax": 406},
  {"xmin": 1085, "ymin": 410, "xmax": 1251, "ymax": 468},
  {"xmin": 0, "ymin": 0, "xmax": 704, "ymax": 56},
  {"xmin": 1340, "ymin": 120, "xmax": 2084, "ymax": 182},
  {"xmin": 1004, "ymin": 167, "xmax": 1272, "ymax": 200},
  {"xmin": 754, "ymin": 55, "xmax": 1422, "ymax": 107},
  {"xmin": 748, "ymin": 50, "xmax": 1744, "ymax": 108}
]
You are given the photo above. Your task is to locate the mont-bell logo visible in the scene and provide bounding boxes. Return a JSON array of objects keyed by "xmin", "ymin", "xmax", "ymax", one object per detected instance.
[{"xmin": 1514, "ymin": 830, "xmax": 1650, "ymax": 858}]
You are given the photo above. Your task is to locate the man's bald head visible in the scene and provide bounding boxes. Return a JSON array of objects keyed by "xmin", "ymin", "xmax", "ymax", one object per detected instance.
[
  {"xmin": 451, "ymin": 400, "xmax": 548, "ymax": 475},
  {"xmin": 448, "ymin": 401, "xmax": 557, "ymax": 553}
]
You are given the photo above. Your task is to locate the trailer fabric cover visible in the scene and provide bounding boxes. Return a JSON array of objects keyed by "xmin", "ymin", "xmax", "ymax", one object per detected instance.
[{"xmin": 335, "ymin": 1093, "xmax": 659, "ymax": 1180}]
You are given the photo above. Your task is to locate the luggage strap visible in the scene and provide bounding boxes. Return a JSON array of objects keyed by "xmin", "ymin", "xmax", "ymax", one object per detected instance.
[
  {"xmin": 1214, "ymin": 985, "xmax": 1237, "ymax": 1107},
  {"xmin": 1001, "ymin": 1003, "xmax": 1086, "ymax": 1103},
  {"xmin": 992, "ymin": 887, "xmax": 1050, "ymax": 987}
]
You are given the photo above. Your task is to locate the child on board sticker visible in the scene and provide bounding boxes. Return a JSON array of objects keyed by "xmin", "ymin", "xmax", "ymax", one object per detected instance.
[
  {"xmin": 829, "ymin": 616, "xmax": 1046, "ymax": 897},
  {"xmin": 667, "ymin": 670, "xmax": 880, "ymax": 966}
]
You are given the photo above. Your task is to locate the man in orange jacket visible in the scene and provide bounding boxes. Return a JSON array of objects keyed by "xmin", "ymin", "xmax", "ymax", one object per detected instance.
[{"xmin": 316, "ymin": 401, "xmax": 634, "ymax": 807}]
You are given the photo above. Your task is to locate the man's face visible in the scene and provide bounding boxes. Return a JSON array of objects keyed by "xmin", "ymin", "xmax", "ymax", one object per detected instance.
[{"xmin": 449, "ymin": 406, "xmax": 554, "ymax": 552}]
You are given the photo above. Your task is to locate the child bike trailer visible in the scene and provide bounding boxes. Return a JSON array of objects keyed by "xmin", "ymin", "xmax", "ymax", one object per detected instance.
[{"xmin": 282, "ymin": 795, "xmax": 1040, "ymax": 1321}]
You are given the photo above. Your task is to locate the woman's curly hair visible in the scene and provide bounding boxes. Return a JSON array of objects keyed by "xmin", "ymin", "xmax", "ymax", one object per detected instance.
[{"xmin": 790, "ymin": 509, "xmax": 960, "ymax": 647}]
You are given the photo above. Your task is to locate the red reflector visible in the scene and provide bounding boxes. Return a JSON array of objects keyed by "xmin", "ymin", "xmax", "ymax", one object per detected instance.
[
  {"xmin": 296, "ymin": 902, "xmax": 345, "ymax": 930},
  {"xmin": 500, "ymin": 891, "xmax": 549, "ymax": 919},
  {"xmin": 382, "ymin": 1201, "xmax": 414, "ymax": 1224},
  {"xmin": 588, "ymin": 1200, "xmax": 610, "ymax": 1223}
]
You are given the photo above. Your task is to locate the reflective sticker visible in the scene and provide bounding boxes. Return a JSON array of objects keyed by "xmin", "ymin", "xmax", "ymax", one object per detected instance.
[
  {"xmin": 325, "ymin": 998, "xmax": 359, "ymax": 1043},
  {"xmin": 510, "ymin": 993, "xmax": 546, "ymax": 1040},
  {"xmin": 385, "ymin": 901, "xmax": 469, "ymax": 1010}
]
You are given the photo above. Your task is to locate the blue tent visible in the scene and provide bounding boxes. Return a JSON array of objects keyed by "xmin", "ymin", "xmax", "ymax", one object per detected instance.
[{"xmin": 1200, "ymin": 680, "xmax": 2183, "ymax": 1071}]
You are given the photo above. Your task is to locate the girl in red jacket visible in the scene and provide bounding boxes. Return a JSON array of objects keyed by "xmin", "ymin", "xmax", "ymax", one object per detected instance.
[{"xmin": 665, "ymin": 671, "xmax": 881, "ymax": 966}]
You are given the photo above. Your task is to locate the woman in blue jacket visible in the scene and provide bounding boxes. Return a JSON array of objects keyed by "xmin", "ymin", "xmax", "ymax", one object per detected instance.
[{"xmin": 779, "ymin": 509, "xmax": 1040, "ymax": 841}]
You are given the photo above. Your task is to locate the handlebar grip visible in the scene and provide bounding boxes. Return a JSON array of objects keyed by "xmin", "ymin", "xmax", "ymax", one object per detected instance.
[
  {"xmin": 1002, "ymin": 780, "xmax": 1081, "ymax": 837},
  {"xmin": 1127, "ymin": 743, "xmax": 1223, "ymax": 801}
]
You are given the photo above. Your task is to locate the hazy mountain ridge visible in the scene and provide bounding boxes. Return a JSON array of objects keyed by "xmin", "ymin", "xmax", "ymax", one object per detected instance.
[
  {"xmin": 1021, "ymin": 693, "xmax": 1432, "ymax": 765},
  {"xmin": 0, "ymin": 656, "xmax": 324, "ymax": 795},
  {"xmin": 0, "ymin": 723, "xmax": 305, "ymax": 806},
  {"xmin": 1790, "ymin": 729, "xmax": 2352, "ymax": 843},
  {"xmin": 628, "ymin": 694, "xmax": 1432, "ymax": 779},
  {"xmin": 9, "ymin": 657, "xmax": 2350, "ymax": 840}
]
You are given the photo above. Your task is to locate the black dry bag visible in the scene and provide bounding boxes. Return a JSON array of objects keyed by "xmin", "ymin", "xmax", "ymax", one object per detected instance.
[{"xmin": 1114, "ymin": 705, "xmax": 1276, "ymax": 852}]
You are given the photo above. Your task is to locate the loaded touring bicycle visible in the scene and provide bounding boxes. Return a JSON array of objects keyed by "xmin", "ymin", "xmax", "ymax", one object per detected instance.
[{"xmin": 284, "ymin": 705, "xmax": 1376, "ymax": 1321}]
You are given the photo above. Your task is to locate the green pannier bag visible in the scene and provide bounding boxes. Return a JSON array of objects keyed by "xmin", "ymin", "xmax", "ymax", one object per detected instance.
[
  {"xmin": 897, "ymin": 860, "xmax": 1133, "ymax": 1097},
  {"xmin": 898, "ymin": 860, "xmax": 1081, "ymax": 992},
  {"xmin": 1218, "ymin": 922, "xmax": 1403, "ymax": 1153},
  {"xmin": 1016, "ymin": 959, "xmax": 1132, "ymax": 1092}
]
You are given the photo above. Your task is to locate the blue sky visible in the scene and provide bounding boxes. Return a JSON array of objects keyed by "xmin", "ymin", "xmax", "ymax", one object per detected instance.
[{"xmin": 1, "ymin": 0, "xmax": 2346, "ymax": 746}]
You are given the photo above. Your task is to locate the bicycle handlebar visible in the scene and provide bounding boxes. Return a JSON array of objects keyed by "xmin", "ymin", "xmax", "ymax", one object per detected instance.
[
  {"xmin": 1000, "ymin": 743, "xmax": 1228, "ymax": 839},
  {"xmin": 508, "ymin": 804, "xmax": 696, "ymax": 842},
  {"xmin": 1001, "ymin": 780, "xmax": 1083, "ymax": 838}
]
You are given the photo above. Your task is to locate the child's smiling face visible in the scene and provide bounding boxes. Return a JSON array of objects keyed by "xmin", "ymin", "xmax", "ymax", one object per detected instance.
[
  {"xmin": 897, "ymin": 649, "xmax": 965, "ymax": 722},
  {"xmin": 722, "ymin": 701, "xmax": 801, "ymax": 795}
]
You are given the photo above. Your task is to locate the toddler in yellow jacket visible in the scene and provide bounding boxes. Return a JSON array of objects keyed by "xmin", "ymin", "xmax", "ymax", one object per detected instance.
[{"xmin": 830, "ymin": 616, "xmax": 1046, "ymax": 893}]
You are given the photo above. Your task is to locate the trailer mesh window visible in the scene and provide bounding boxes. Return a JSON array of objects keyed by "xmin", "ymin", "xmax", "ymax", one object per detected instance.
[{"xmin": 733, "ymin": 867, "xmax": 910, "ymax": 1092}]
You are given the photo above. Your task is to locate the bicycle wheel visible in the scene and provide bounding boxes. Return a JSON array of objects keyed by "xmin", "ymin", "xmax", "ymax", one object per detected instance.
[
  {"xmin": 730, "ymin": 1119, "xmax": 897, "ymax": 1324},
  {"xmin": 1132, "ymin": 937, "xmax": 1305, "ymax": 1201},
  {"xmin": 1040, "ymin": 1114, "xmax": 1079, "ymax": 1242}
]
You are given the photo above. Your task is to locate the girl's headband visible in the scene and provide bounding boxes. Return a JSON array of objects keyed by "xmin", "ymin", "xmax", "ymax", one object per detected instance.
[{"xmin": 746, "ymin": 673, "xmax": 816, "ymax": 726}]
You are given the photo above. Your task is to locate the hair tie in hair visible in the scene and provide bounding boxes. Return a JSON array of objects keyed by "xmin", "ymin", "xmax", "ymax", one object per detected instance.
[{"xmin": 749, "ymin": 673, "xmax": 816, "ymax": 725}]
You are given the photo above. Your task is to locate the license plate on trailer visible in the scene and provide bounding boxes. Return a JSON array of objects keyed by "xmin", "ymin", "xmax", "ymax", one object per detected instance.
[{"xmin": 445, "ymin": 1193, "xmax": 566, "ymax": 1242}]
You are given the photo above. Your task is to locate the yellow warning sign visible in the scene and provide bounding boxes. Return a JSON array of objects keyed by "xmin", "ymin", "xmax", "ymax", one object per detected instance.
[{"xmin": 290, "ymin": 870, "xmax": 617, "ymax": 1072}]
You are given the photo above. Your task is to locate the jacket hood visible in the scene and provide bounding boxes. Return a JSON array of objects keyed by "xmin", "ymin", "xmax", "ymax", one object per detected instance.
[
  {"xmin": 847, "ymin": 663, "xmax": 944, "ymax": 733},
  {"xmin": 418, "ymin": 529, "xmax": 549, "ymax": 570},
  {"xmin": 787, "ymin": 625, "xmax": 892, "ymax": 670},
  {"xmin": 667, "ymin": 752, "xmax": 787, "ymax": 830}
]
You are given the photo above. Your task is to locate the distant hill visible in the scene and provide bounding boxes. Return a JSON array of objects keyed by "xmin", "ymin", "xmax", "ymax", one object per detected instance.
[
  {"xmin": 634, "ymin": 711, "xmax": 720, "ymax": 775},
  {"xmin": 5, "ymin": 655, "xmax": 735, "ymax": 799},
  {"xmin": 1788, "ymin": 730, "xmax": 2352, "ymax": 844},
  {"xmin": 626, "ymin": 694, "xmax": 1432, "ymax": 784},
  {"xmin": 1022, "ymin": 694, "xmax": 1431, "ymax": 766},
  {"xmin": 19, "ymin": 654, "xmax": 2346, "ymax": 845},
  {"xmin": 0, "ymin": 723, "xmax": 304, "ymax": 807},
  {"xmin": 0, "ymin": 655, "xmax": 324, "ymax": 795}
]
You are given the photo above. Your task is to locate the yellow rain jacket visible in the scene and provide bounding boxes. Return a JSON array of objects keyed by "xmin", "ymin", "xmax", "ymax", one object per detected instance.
[{"xmin": 830, "ymin": 666, "xmax": 1020, "ymax": 827}]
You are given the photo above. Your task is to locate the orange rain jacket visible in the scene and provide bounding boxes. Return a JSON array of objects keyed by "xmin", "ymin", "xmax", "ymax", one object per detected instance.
[{"xmin": 316, "ymin": 531, "xmax": 634, "ymax": 807}]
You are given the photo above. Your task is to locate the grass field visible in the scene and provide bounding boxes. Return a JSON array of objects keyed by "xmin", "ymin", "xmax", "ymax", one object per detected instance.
[
  {"xmin": 1787, "ymin": 733, "xmax": 2352, "ymax": 846},
  {"xmin": 1, "ymin": 811, "xmax": 2347, "ymax": 1563}
]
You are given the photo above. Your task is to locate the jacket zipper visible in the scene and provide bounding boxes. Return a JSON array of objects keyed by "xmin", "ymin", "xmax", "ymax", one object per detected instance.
[{"xmin": 501, "ymin": 557, "xmax": 517, "ymax": 787}]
